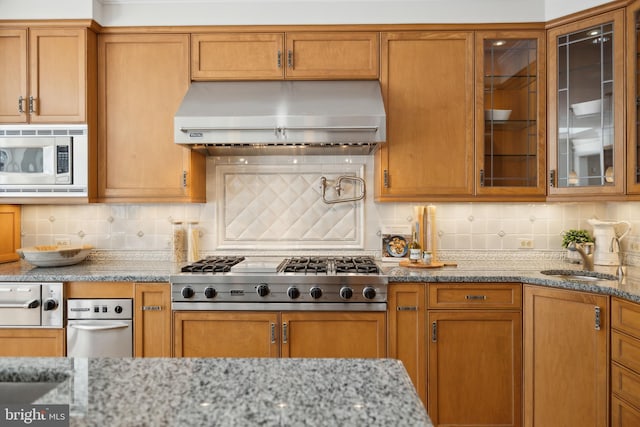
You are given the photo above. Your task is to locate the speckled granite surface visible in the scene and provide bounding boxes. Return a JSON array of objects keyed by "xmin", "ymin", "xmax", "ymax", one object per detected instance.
[
  {"xmin": 2, "ymin": 251, "xmax": 640, "ymax": 302},
  {"xmin": 0, "ymin": 357, "xmax": 432, "ymax": 427}
]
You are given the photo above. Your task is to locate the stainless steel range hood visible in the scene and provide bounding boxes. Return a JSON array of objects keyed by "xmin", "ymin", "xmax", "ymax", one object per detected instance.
[{"xmin": 174, "ymin": 80, "xmax": 386, "ymax": 155}]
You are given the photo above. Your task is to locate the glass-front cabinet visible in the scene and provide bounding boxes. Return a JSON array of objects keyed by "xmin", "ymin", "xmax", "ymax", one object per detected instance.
[
  {"xmin": 628, "ymin": 1, "xmax": 640, "ymax": 194},
  {"xmin": 548, "ymin": 10, "xmax": 625, "ymax": 197},
  {"xmin": 475, "ymin": 31, "xmax": 546, "ymax": 198}
]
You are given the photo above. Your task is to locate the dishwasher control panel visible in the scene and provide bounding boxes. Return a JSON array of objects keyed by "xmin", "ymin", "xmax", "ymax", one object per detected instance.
[{"xmin": 67, "ymin": 299, "xmax": 133, "ymax": 320}]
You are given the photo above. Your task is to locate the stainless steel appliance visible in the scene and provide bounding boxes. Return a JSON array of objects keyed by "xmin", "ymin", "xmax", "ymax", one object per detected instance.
[
  {"xmin": 0, "ymin": 282, "xmax": 63, "ymax": 328},
  {"xmin": 171, "ymin": 256, "xmax": 387, "ymax": 311},
  {"xmin": 0, "ymin": 124, "xmax": 88, "ymax": 197},
  {"xmin": 174, "ymin": 81, "xmax": 386, "ymax": 155},
  {"xmin": 67, "ymin": 299, "xmax": 133, "ymax": 357}
]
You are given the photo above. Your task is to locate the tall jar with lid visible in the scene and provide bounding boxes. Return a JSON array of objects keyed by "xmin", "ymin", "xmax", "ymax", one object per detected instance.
[
  {"xmin": 171, "ymin": 221, "xmax": 185, "ymax": 264},
  {"xmin": 187, "ymin": 221, "xmax": 200, "ymax": 263}
]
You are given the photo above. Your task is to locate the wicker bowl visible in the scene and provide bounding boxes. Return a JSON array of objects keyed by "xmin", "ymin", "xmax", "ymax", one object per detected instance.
[{"xmin": 17, "ymin": 245, "xmax": 93, "ymax": 267}]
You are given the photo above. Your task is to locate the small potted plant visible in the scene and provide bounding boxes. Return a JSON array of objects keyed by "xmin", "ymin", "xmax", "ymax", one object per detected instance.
[{"xmin": 562, "ymin": 229, "xmax": 595, "ymax": 263}]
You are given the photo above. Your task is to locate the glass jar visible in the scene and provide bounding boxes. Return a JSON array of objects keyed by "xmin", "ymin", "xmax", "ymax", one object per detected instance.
[
  {"xmin": 187, "ymin": 221, "xmax": 200, "ymax": 263},
  {"xmin": 171, "ymin": 221, "xmax": 185, "ymax": 264}
]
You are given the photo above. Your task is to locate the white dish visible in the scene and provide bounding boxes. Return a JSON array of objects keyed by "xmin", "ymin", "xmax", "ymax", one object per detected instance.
[
  {"xmin": 571, "ymin": 138, "xmax": 601, "ymax": 156},
  {"xmin": 17, "ymin": 245, "xmax": 93, "ymax": 267},
  {"xmin": 571, "ymin": 100, "xmax": 601, "ymax": 116},
  {"xmin": 484, "ymin": 109, "xmax": 512, "ymax": 121}
]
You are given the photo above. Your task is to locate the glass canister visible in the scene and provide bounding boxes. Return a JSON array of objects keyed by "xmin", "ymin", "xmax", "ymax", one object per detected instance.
[
  {"xmin": 187, "ymin": 221, "xmax": 200, "ymax": 263},
  {"xmin": 171, "ymin": 221, "xmax": 185, "ymax": 264}
]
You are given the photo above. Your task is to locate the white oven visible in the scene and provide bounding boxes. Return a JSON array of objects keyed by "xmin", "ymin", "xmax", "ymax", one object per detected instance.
[{"xmin": 0, "ymin": 124, "xmax": 88, "ymax": 197}]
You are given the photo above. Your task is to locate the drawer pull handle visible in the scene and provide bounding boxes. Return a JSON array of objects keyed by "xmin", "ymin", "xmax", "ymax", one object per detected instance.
[
  {"xmin": 270, "ymin": 323, "xmax": 276, "ymax": 344},
  {"xmin": 142, "ymin": 305, "xmax": 162, "ymax": 311},
  {"xmin": 397, "ymin": 306, "xmax": 418, "ymax": 311},
  {"xmin": 595, "ymin": 306, "xmax": 601, "ymax": 330},
  {"xmin": 282, "ymin": 322, "xmax": 288, "ymax": 344},
  {"xmin": 431, "ymin": 321, "xmax": 437, "ymax": 342},
  {"xmin": 465, "ymin": 295, "xmax": 487, "ymax": 300}
]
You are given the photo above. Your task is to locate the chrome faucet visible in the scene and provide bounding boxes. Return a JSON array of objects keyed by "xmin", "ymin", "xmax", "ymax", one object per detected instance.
[{"xmin": 567, "ymin": 242, "xmax": 594, "ymax": 271}]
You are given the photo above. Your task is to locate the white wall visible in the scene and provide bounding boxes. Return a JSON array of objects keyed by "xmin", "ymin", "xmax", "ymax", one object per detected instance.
[{"xmin": 545, "ymin": 0, "xmax": 612, "ymax": 21}]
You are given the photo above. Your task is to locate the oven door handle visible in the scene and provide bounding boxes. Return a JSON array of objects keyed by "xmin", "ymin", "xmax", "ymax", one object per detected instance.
[
  {"xmin": 0, "ymin": 299, "xmax": 40, "ymax": 309},
  {"xmin": 68, "ymin": 323, "xmax": 129, "ymax": 331}
]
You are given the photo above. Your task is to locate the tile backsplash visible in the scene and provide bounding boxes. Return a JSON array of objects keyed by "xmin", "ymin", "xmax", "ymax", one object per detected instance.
[{"xmin": 18, "ymin": 155, "xmax": 640, "ymax": 257}]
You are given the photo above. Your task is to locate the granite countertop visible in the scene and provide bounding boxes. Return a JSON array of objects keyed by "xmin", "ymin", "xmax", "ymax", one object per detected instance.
[
  {"xmin": 2, "ymin": 254, "xmax": 640, "ymax": 303},
  {"xmin": 0, "ymin": 357, "xmax": 432, "ymax": 427}
]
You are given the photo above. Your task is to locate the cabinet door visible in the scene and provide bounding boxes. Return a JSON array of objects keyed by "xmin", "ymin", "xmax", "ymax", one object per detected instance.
[
  {"xmin": 523, "ymin": 285, "xmax": 608, "ymax": 427},
  {"xmin": 548, "ymin": 10, "xmax": 625, "ymax": 196},
  {"xmin": 98, "ymin": 34, "xmax": 205, "ymax": 202},
  {"xmin": 281, "ymin": 312, "xmax": 386, "ymax": 358},
  {"xmin": 388, "ymin": 283, "xmax": 426, "ymax": 405},
  {"xmin": 134, "ymin": 283, "xmax": 171, "ymax": 357},
  {"xmin": 612, "ymin": 395, "xmax": 640, "ymax": 427},
  {"xmin": 428, "ymin": 310, "xmax": 522, "ymax": 427},
  {"xmin": 377, "ymin": 31, "xmax": 474, "ymax": 201},
  {"xmin": 29, "ymin": 28, "xmax": 86, "ymax": 123},
  {"xmin": 475, "ymin": 31, "xmax": 546, "ymax": 198},
  {"xmin": 0, "ymin": 29, "xmax": 28, "ymax": 123},
  {"xmin": 0, "ymin": 205, "xmax": 20, "ymax": 263},
  {"xmin": 173, "ymin": 311, "xmax": 279, "ymax": 357},
  {"xmin": 627, "ymin": 1, "xmax": 640, "ymax": 194},
  {"xmin": 191, "ymin": 33, "xmax": 284, "ymax": 80},
  {"xmin": 285, "ymin": 32, "xmax": 379, "ymax": 79},
  {"xmin": 0, "ymin": 329, "xmax": 65, "ymax": 357}
]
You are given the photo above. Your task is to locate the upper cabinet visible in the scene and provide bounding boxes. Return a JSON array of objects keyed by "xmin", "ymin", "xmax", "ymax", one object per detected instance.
[
  {"xmin": 0, "ymin": 27, "xmax": 89, "ymax": 124},
  {"xmin": 191, "ymin": 31, "xmax": 379, "ymax": 80},
  {"xmin": 475, "ymin": 31, "xmax": 546, "ymax": 198},
  {"xmin": 376, "ymin": 31, "xmax": 475, "ymax": 201},
  {"xmin": 97, "ymin": 33, "xmax": 205, "ymax": 202},
  {"xmin": 547, "ymin": 10, "xmax": 625, "ymax": 197},
  {"xmin": 628, "ymin": 1, "xmax": 640, "ymax": 195}
]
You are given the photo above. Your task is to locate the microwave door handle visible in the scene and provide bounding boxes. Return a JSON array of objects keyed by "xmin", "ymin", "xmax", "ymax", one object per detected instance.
[
  {"xmin": 0, "ymin": 299, "xmax": 40, "ymax": 309},
  {"xmin": 68, "ymin": 323, "xmax": 129, "ymax": 331}
]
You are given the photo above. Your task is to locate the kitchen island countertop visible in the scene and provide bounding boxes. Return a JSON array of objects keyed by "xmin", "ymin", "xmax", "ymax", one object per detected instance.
[{"xmin": 0, "ymin": 357, "xmax": 432, "ymax": 427}]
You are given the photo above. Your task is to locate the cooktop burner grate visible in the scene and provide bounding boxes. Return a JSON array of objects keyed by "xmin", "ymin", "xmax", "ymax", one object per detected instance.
[{"xmin": 181, "ymin": 256, "xmax": 245, "ymax": 273}]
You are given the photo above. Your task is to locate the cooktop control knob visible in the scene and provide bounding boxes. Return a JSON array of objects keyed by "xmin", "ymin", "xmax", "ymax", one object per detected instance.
[
  {"xmin": 256, "ymin": 284, "xmax": 270, "ymax": 297},
  {"xmin": 181, "ymin": 287, "xmax": 195, "ymax": 299},
  {"xmin": 43, "ymin": 298, "xmax": 58, "ymax": 311},
  {"xmin": 204, "ymin": 287, "xmax": 217, "ymax": 299},
  {"xmin": 310, "ymin": 287, "xmax": 322, "ymax": 299},
  {"xmin": 340, "ymin": 287, "xmax": 353, "ymax": 300},
  {"xmin": 287, "ymin": 287, "xmax": 300, "ymax": 299},
  {"xmin": 363, "ymin": 286, "xmax": 377, "ymax": 300},
  {"xmin": 115, "ymin": 305, "xmax": 123, "ymax": 314}
]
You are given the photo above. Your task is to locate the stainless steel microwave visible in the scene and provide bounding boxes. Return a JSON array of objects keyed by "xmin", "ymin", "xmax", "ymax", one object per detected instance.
[{"xmin": 0, "ymin": 124, "xmax": 88, "ymax": 198}]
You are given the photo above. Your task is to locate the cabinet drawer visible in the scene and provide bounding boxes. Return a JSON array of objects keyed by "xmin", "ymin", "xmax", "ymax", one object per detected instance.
[
  {"xmin": 613, "ymin": 363, "xmax": 640, "ymax": 411},
  {"xmin": 613, "ymin": 298, "xmax": 640, "ymax": 338},
  {"xmin": 613, "ymin": 330, "xmax": 640, "ymax": 374},
  {"xmin": 612, "ymin": 394, "xmax": 640, "ymax": 427},
  {"xmin": 428, "ymin": 283, "xmax": 521, "ymax": 309}
]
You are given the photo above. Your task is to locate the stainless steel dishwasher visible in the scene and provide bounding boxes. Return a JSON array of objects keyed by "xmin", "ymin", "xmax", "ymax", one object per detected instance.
[{"xmin": 67, "ymin": 299, "xmax": 133, "ymax": 357}]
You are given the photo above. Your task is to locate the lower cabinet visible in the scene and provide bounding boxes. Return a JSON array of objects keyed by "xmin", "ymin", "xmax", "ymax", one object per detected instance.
[
  {"xmin": 388, "ymin": 283, "xmax": 427, "ymax": 405},
  {"xmin": 611, "ymin": 297, "xmax": 640, "ymax": 426},
  {"xmin": 0, "ymin": 204, "xmax": 20, "ymax": 263},
  {"xmin": 523, "ymin": 285, "xmax": 608, "ymax": 427},
  {"xmin": 0, "ymin": 329, "xmax": 65, "ymax": 357},
  {"xmin": 173, "ymin": 311, "xmax": 386, "ymax": 358},
  {"xmin": 134, "ymin": 283, "xmax": 171, "ymax": 357},
  {"xmin": 428, "ymin": 283, "xmax": 522, "ymax": 427}
]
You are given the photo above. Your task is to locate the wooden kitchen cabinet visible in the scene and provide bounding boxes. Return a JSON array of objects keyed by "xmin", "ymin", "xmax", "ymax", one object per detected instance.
[
  {"xmin": 134, "ymin": 283, "xmax": 171, "ymax": 357},
  {"xmin": 97, "ymin": 33, "xmax": 205, "ymax": 202},
  {"xmin": 428, "ymin": 283, "xmax": 522, "ymax": 427},
  {"xmin": 0, "ymin": 26, "xmax": 91, "ymax": 124},
  {"xmin": 387, "ymin": 283, "xmax": 426, "ymax": 405},
  {"xmin": 376, "ymin": 31, "xmax": 474, "ymax": 201},
  {"xmin": 611, "ymin": 297, "xmax": 640, "ymax": 426},
  {"xmin": 0, "ymin": 329, "xmax": 65, "ymax": 357},
  {"xmin": 627, "ymin": 0, "xmax": 640, "ymax": 195},
  {"xmin": 0, "ymin": 205, "xmax": 20, "ymax": 263},
  {"xmin": 173, "ymin": 311, "xmax": 386, "ymax": 358},
  {"xmin": 475, "ymin": 30, "xmax": 546, "ymax": 198},
  {"xmin": 191, "ymin": 31, "xmax": 379, "ymax": 80},
  {"xmin": 547, "ymin": 9, "xmax": 625, "ymax": 197},
  {"xmin": 523, "ymin": 285, "xmax": 608, "ymax": 427}
]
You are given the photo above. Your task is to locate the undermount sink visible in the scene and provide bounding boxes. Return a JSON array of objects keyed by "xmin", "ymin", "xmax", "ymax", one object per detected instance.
[
  {"xmin": 0, "ymin": 381, "xmax": 63, "ymax": 403},
  {"xmin": 540, "ymin": 269, "xmax": 618, "ymax": 282}
]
